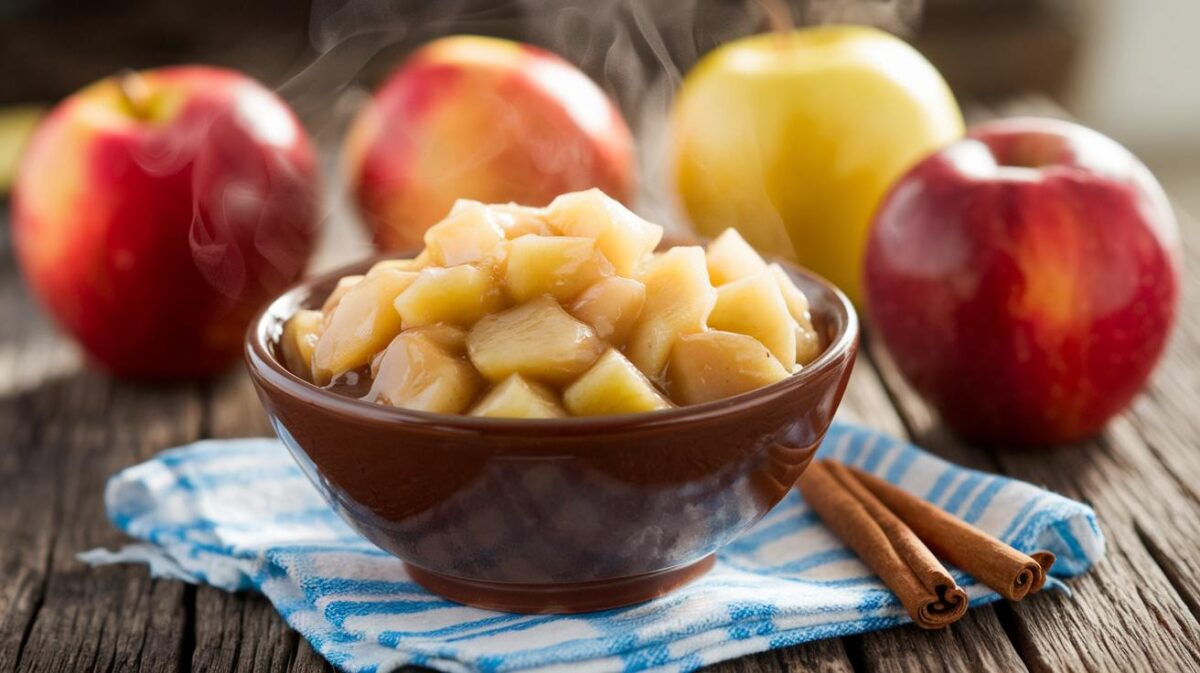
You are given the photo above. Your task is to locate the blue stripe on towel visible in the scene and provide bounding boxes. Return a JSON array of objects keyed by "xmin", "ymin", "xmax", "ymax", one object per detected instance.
[{"xmin": 83, "ymin": 421, "xmax": 1103, "ymax": 673}]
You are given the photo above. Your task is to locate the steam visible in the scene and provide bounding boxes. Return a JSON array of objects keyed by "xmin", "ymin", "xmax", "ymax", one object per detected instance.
[{"xmin": 176, "ymin": 0, "xmax": 926, "ymax": 292}]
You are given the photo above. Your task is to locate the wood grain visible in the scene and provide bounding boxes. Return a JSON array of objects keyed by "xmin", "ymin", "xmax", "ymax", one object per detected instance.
[{"xmin": 11, "ymin": 372, "xmax": 203, "ymax": 673}]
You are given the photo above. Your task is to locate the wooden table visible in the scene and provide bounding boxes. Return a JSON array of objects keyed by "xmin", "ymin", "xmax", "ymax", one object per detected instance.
[{"xmin": 2, "ymin": 98, "xmax": 1199, "ymax": 673}]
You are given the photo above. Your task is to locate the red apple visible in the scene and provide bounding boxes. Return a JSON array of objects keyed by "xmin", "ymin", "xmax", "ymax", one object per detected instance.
[
  {"xmin": 864, "ymin": 117, "xmax": 1180, "ymax": 446},
  {"xmin": 12, "ymin": 66, "xmax": 318, "ymax": 379},
  {"xmin": 343, "ymin": 35, "xmax": 635, "ymax": 251}
]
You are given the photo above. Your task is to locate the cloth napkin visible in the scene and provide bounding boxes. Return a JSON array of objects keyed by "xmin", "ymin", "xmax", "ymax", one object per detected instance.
[{"xmin": 82, "ymin": 421, "xmax": 1104, "ymax": 673}]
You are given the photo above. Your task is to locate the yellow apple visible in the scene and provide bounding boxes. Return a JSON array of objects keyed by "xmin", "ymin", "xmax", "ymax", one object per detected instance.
[{"xmin": 671, "ymin": 25, "xmax": 962, "ymax": 302}]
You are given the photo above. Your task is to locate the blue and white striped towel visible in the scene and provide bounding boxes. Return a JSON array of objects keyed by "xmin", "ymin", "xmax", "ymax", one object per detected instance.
[{"xmin": 82, "ymin": 421, "xmax": 1103, "ymax": 673}]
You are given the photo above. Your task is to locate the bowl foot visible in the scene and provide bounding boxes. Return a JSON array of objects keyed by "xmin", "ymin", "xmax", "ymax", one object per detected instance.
[{"xmin": 406, "ymin": 554, "xmax": 716, "ymax": 614}]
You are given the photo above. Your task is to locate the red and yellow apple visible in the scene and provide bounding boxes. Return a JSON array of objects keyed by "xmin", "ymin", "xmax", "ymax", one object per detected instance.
[
  {"xmin": 344, "ymin": 35, "xmax": 636, "ymax": 251},
  {"xmin": 864, "ymin": 117, "xmax": 1181, "ymax": 446},
  {"xmin": 12, "ymin": 66, "xmax": 318, "ymax": 379},
  {"xmin": 671, "ymin": 25, "xmax": 963, "ymax": 303}
]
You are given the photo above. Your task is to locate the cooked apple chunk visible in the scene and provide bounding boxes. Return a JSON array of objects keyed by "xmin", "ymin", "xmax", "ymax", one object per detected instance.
[
  {"xmin": 769, "ymin": 263, "xmax": 822, "ymax": 365},
  {"xmin": 321, "ymin": 274, "xmax": 365, "ymax": 315},
  {"xmin": 281, "ymin": 309, "xmax": 323, "ymax": 379},
  {"xmin": 495, "ymin": 205, "xmax": 556, "ymax": 238},
  {"xmin": 626, "ymin": 246, "xmax": 717, "ymax": 379},
  {"xmin": 569, "ymin": 276, "xmax": 645, "ymax": 345},
  {"xmin": 546, "ymin": 189, "xmax": 662, "ymax": 275},
  {"xmin": 706, "ymin": 228, "xmax": 767, "ymax": 286},
  {"xmin": 405, "ymin": 323, "xmax": 467, "ymax": 356},
  {"xmin": 769, "ymin": 263, "xmax": 811, "ymax": 322},
  {"xmin": 313, "ymin": 268, "xmax": 413, "ymax": 382},
  {"xmin": 504, "ymin": 235, "xmax": 614, "ymax": 303},
  {"xmin": 423, "ymin": 204, "xmax": 508, "ymax": 267},
  {"xmin": 563, "ymin": 349, "xmax": 672, "ymax": 416},
  {"xmin": 467, "ymin": 296, "xmax": 605, "ymax": 386},
  {"xmin": 469, "ymin": 374, "xmax": 566, "ymax": 419},
  {"xmin": 707, "ymin": 270, "xmax": 798, "ymax": 370},
  {"xmin": 367, "ymin": 254, "xmax": 431, "ymax": 275},
  {"xmin": 450, "ymin": 199, "xmax": 555, "ymax": 239},
  {"xmin": 394, "ymin": 265, "xmax": 505, "ymax": 328},
  {"xmin": 448, "ymin": 198, "xmax": 482, "ymax": 216},
  {"xmin": 668, "ymin": 330, "xmax": 790, "ymax": 405},
  {"xmin": 364, "ymin": 332, "xmax": 481, "ymax": 414}
]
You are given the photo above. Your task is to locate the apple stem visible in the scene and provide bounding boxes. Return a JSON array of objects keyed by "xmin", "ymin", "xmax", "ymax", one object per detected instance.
[
  {"xmin": 115, "ymin": 70, "xmax": 153, "ymax": 121},
  {"xmin": 757, "ymin": 0, "xmax": 794, "ymax": 37}
]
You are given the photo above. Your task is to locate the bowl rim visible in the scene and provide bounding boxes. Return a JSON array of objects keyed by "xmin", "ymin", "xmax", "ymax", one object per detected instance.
[{"xmin": 246, "ymin": 253, "xmax": 858, "ymax": 437}]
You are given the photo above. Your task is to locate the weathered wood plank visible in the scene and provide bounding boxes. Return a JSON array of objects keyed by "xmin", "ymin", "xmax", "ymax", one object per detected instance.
[
  {"xmin": 206, "ymin": 370, "xmax": 274, "ymax": 439},
  {"xmin": 711, "ymin": 638, "xmax": 853, "ymax": 673},
  {"xmin": 849, "ymin": 609, "xmax": 1027, "ymax": 673},
  {"xmin": 773, "ymin": 638, "xmax": 854, "ymax": 673},
  {"xmin": 191, "ymin": 586, "xmax": 298, "ymax": 673},
  {"xmin": 13, "ymin": 372, "xmax": 203, "ymax": 673},
  {"xmin": 0, "ymin": 270, "xmax": 65, "ymax": 673},
  {"xmin": 1110, "ymin": 218, "xmax": 1200, "ymax": 622},
  {"xmin": 290, "ymin": 641, "xmax": 335, "ymax": 673}
]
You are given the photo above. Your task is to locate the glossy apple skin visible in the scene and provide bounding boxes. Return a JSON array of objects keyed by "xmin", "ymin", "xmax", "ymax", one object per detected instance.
[
  {"xmin": 865, "ymin": 117, "xmax": 1181, "ymax": 446},
  {"xmin": 671, "ymin": 25, "xmax": 963, "ymax": 303},
  {"xmin": 12, "ymin": 66, "xmax": 318, "ymax": 380},
  {"xmin": 344, "ymin": 35, "xmax": 636, "ymax": 251}
]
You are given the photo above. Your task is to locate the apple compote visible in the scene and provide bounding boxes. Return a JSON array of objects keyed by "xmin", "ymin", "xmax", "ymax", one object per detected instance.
[{"xmin": 280, "ymin": 189, "xmax": 823, "ymax": 417}]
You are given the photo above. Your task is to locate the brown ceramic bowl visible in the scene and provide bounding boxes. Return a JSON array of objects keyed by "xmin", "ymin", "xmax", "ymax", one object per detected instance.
[{"xmin": 246, "ymin": 255, "xmax": 858, "ymax": 613}]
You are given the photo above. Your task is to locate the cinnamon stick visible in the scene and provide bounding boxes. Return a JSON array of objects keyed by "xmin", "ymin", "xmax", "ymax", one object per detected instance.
[
  {"xmin": 798, "ymin": 460, "xmax": 968, "ymax": 628},
  {"xmin": 844, "ymin": 465, "xmax": 1055, "ymax": 601}
]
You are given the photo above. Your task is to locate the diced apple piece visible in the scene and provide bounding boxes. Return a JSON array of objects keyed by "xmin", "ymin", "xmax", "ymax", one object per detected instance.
[
  {"xmin": 706, "ymin": 228, "xmax": 767, "ymax": 285},
  {"xmin": 769, "ymin": 263, "xmax": 811, "ymax": 322},
  {"xmin": 423, "ymin": 204, "xmax": 507, "ymax": 267},
  {"xmin": 503, "ymin": 235, "xmax": 614, "ymax": 303},
  {"xmin": 467, "ymin": 296, "xmax": 605, "ymax": 386},
  {"xmin": 405, "ymin": 323, "xmax": 467, "ymax": 355},
  {"xmin": 313, "ymin": 268, "xmax": 412, "ymax": 382},
  {"xmin": 563, "ymin": 349, "xmax": 672, "ymax": 416},
  {"xmin": 368, "ymin": 253, "xmax": 430, "ymax": 275},
  {"xmin": 668, "ymin": 331, "xmax": 791, "ymax": 405},
  {"xmin": 769, "ymin": 263, "xmax": 822, "ymax": 365},
  {"xmin": 394, "ymin": 265, "xmax": 506, "ymax": 328},
  {"xmin": 452, "ymin": 200, "xmax": 554, "ymax": 238},
  {"xmin": 281, "ymin": 309, "xmax": 323, "ymax": 380},
  {"xmin": 546, "ymin": 189, "xmax": 662, "ymax": 275},
  {"xmin": 626, "ymin": 246, "xmax": 716, "ymax": 379},
  {"xmin": 794, "ymin": 326, "xmax": 822, "ymax": 367},
  {"xmin": 707, "ymin": 270, "xmax": 798, "ymax": 370},
  {"xmin": 369, "ymin": 349, "xmax": 385, "ymax": 379},
  {"xmin": 364, "ymin": 332, "xmax": 481, "ymax": 414},
  {"xmin": 495, "ymin": 204, "xmax": 556, "ymax": 238},
  {"xmin": 321, "ymin": 275, "xmax": 364, "ymax": 315},
  {"xmin": 469, "ymin": 374, "xmax": 567, "ymax": 419},
  {"xmin": 448, "ymin": 198, "xmax": 484, "ymax": 216},
  {"xmin": 568, "ymin": 276, "xmax": 645, "ymax": 346}
]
